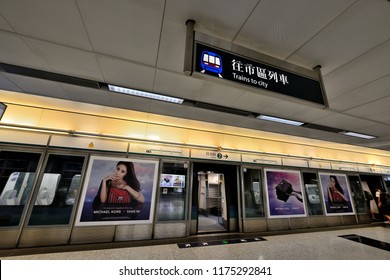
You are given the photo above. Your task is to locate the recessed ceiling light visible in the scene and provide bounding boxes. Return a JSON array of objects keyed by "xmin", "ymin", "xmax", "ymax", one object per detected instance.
[
  {"xmin": 108, "ymin": 85, "xmax": 184, "ymax": 104},
  {"xmin": 256, "ymin": 115, "xmax": 304, "ymax": 126},
  {"xmin": 341, "ymin": 131, "xmax": 376, "ymax": 140}
]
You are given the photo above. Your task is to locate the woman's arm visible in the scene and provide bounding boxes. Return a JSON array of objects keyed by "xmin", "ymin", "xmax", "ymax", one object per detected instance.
[
  {"xmin": 327, "ymin": 187, "xmax": 333, "ymax": 202},
  {"xmin": 100, "ymin": 175, "xmax": 113, "ymax": 203},
  {"xmin": 124, "ymin": 185, "xmax": 145, "ymax": 203}
]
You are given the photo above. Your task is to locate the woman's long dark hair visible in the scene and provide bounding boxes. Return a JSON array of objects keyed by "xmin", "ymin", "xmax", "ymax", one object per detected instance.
[
  {"xmin": 330, "ymin": 175, "xmax": 344, "ymax": 194},
  {"xmin": 118, "ymin": 161, "xmax": 141, "ymax": 192}
]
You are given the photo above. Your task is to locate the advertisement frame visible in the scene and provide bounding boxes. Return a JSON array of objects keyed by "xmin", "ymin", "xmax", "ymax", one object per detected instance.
[
  {"xmin": 264, "ymin": 168, "xmax": 307, "ymax": 218},
  {"xmin": 318, "ymin": 172, "xmax": 355, "ymax": 216},
  {"xmin": 75, "ymin": 155, "xmax": 159, "ymax": 226}
]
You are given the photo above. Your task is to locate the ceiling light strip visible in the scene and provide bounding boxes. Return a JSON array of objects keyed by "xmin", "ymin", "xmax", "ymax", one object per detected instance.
[
  {"xmin": 341, "ymin": 131, "xmax": 376, "ymax": 140},
  {"xmin": 108, "ymin": 85, "xmax": 184, "ymax": 104},
  {"xmin": 256, "ymin": 115, "xmax": 304, "ymax": 126}
]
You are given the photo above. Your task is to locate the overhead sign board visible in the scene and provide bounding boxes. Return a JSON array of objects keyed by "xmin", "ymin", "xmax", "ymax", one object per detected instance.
[
  {"xmin": 242, "ymin": 154, "xmax": 282, "ymax": 165},
  {"xmin": 130, "ymin": 143, "xmax": 190, "ymax": 158},
  {"xmin": 193, "ymin": 42, "xmax": 326, "ymax": 107},
  {"xmin": 191, "ymin": 149, "xmax": 241, "ymax": 162}
]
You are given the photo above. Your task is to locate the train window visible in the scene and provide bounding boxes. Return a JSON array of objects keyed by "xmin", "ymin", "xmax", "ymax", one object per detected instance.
[
  {"xmin": 384, "ymin": 177, "xmax": 390, "ymax": 194},
  {"xmin": 0, "ymin": 150, "xmax": 41, "ymax": 227},
  {"xmin": 242, "ymin": 168, "xmax": 265, "ymax": 218},
  {"xmin": 302, "ymin": 172, "xmax": 323, "ymax": 216},
  {"xmin": 28, "ymin": 154, "xmax": 85, "ymax": 226},
  {"xmin": 156, "ymin": 162, "xmax": 187, "ymax": 221},
  {"xmin": 348, "ymin": 175, "xmax": 366, "ymax": 214}
]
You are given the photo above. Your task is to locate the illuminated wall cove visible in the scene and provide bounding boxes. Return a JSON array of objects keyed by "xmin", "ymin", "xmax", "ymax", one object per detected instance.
[
  {"xmin": 1, "ymin": 96, "xmax": 390, "ymax": 167},
  {"xmin": 1, "ymin": 91, "xmax": 390, "ymax": 249}
]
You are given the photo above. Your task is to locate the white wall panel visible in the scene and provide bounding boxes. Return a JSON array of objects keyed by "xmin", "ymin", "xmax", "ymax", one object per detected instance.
[
  {"xmin": 0, "ymin": 128, "xmax": 49, "ymax": 145},
  {"xmin": 49, "ymin": 135, "xmax": 128, "ymax": 152}
]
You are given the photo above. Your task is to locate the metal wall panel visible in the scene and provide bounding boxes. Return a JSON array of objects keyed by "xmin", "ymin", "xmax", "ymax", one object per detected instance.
[
  {"xmin": 341, "ymin": 215, "xmax": 357, "ymax": 225},
  {"xmin": 325, "ymin": 216, "xmax": 343, "ymax": 226},
  {"xmin": 0, "ymin": 229, "xmax": 19, "ymax": 249},
  {"xmin": 268, "ymin": 218, "xmax": 289, "ymax": 231},
  {"xmin": 308, "ymin": 216, "xmax": 326, "ymax": 228},
  {"xmin": 356, "ymin": 214, "xmax": 371, "ymax": 224},
  {"xmin": 153, "ymin": 222, "xmax": 186, "ymax": 239},
  {"xmin": 18, "ymin": 227, "xmax": 70, "ymax": 247},
  {"xmin": 70, "ymin": 226, "xmax": 115, "ymax": 244},
  {"xmin": 243, "ymin": 219, "xmax": 267, "ymax": 232},
  {"xmin": 115, "ymin": 224, "xmax": 153, "ymax": 241},
  {"xmin": 289, "ymin": 217, "xmax": 309, "ymax": 229}
]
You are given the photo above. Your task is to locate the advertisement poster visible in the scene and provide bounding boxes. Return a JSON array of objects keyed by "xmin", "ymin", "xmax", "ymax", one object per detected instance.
[
  {"xmin": 75, "ymin": 156, "xmax": 159, "ymax": 226},
  {"xmin": 264, "ymin": 169, "xmax": 306, "ymax": 218},
  {"xmin": 318, "ymin": 173, "xmax": 354, "ymax": 215},
  {"xmin": 160, "ymin": 174, "xmax": 185, "ymax": 188}
]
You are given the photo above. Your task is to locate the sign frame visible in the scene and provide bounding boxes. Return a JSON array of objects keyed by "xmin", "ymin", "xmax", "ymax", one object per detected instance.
[
  {"xmin": 188, "ymin": 32, "xmax": 328, "ymax": 108},
  {"xmin": 264, "ymin": 168, "xmax": 307, "ymax": 218},
  {"xmin": 75, "ymin": 155, "xmax": 159, "ymax": 226}
]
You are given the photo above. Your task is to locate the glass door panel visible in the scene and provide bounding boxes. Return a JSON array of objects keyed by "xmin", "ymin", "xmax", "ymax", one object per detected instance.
[
  {"xmin": 157, "ymin": 161, "xmax": 187, "ymax": 221},
  {"xmin": 302, "ymin": 172, "xmax": 323, "ymax": 216},
  {"xmin": 348, "ymin": 175, "xmax": 368, "ymax": 215},
  {"xmin": 0, "ymin": 150, "xmax": 42, "ymax": 227},
  {"xmin": 27, "ymin": 154, "xmax": 85, "ymax": 226},
  {"xmin": 242, "ymin": 168, "xmax": 265, "ymax": 218}
]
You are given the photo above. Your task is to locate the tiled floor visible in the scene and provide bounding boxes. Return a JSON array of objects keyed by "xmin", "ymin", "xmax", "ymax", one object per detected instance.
[{"xmin": 1, "ymin": 225, "xmax": 389, "ymax": 260}]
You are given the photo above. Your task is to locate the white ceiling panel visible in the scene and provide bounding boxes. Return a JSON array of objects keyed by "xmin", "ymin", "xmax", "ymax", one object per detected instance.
[
  {"xmin": 287, "ymin": 0, "xmax": 390, "ymax": 75},
  {"xmin": 234, "ymin": 0, "xmax": 356, "ymax": 61},
  {"xmin": 3, "ymin": 73, "xmax": 69, "ymax": 100},
  {"xmin": 0, "ymin": 31, "xmax": 47, "ymax": 69},
  {"xmin": 156, "ymin": 19, "xmax": 187, "ymax": 73},
  {"xmin": 164, "ymin": 0, "xmax": 259, "ymax": 41},
  {"xmin": 232, "ymin": 91, "xmax": 281, "ymax": 114},
  {"xmin": 254, "ymin": 99, "xmax": 315, "ymax": 121},
  {"xmin": 196, "ymin": 81, "xmax": 246, "ymax": 107},
  {"xmin": 313, "ymin": 112, "xmax": 380, "ymax": 132},
  {"xmin": 25, "ymin": 38, "xmax": 104, "ymax": 81},
  {"xmin": 108, "ymin": 91, "xmax": 152, "ymax": 113},
  {"xmin": 153, "ymin": 70, "xmax": 203, "ymax": 100},
  {"xmin": 329, "ymin": 75, "xmax": 390, "ymax": 112},
  {"xmin": 323, "ymin": 39, "xmax": 390, "ymax": 99},
  {"xmin": 344, "ymin": 96, "xmax": 390, "ymax": 124},
  {"xmin": 77, "ymin": 0, "xmax": 165, "ymax": 66},
  {"xmin": 0, "ymin": 14, "xmax": 13, "ymax": 32},
  {"xmin": 97, "ymin": 56, "xmax": 156, "ymax": 91},
  {"xmin": 60, "ymin": 84, "xmax": 111, "ymax": 106},
  {"xmin": 355, "ymin": 123, "xmax": 390, "ymax": 137},
  {"xmin": 0, "ymin": 0, "xmax": 92, "ymax": 51},
  {"xmin": 289, "ymin": 107, "xmax": 335, "ymax": 124},
  {"xmin": 0, "ymin": 74, "xmax": 23, "ymax": 93}
]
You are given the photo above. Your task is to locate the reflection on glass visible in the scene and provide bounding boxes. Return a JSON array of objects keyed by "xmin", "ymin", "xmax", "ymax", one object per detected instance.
[
  {"xmin": 34, "ymin": 174, "xmax": 61, "ymax": 205},
  {"xmin": 348, "ymin": 175, "xmax": 366, "ymax": 214},
  {"xmin": 302, "ymin": 172, "xmax": 323, "ymax": 216},
  {"xmin": 157, "ymin": 162, "xmax": 187, "ymax": 221},
  {"xmin": 65, "ymin": 175, "xmax": 81, "ymax": 206},
  {"xmin": 305, "ymin": 184, "xmax": 320, "ymax": 204},
  {"xmin": 384, "ymin": 177, "xmax": 390, "ymax": 195},
  {"xmin": 0, "ymin": 172, "xmax": 36, "ymax": 206},
  {"xmin": 28, "ymin": 154, "xmax": 84, "ymax": 226},
  {"xmin": 0, "ymin": 151, "xmax": 41, "ymax": 227},
  {"xmin": 243, "ymin": 168, "xmax": 264, "ymax": 218}
]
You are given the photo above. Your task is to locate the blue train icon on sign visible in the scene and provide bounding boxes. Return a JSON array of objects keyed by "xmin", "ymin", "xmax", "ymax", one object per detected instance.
[{"xmin": 200, "ymin": 51, "xmax": 223, "ymax": 78}]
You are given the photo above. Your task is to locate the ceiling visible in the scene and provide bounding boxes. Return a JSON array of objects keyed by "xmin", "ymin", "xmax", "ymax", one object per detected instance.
[{"xmin": 1, "ymin": 0, "xmax": 390, "ymax": 151}]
